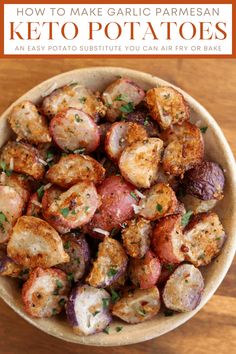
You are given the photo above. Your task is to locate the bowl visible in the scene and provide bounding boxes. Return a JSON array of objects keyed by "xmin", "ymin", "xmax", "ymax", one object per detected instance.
[{"xmin": 0, "ymin": 67, "xmax": 235, "ymax": 346}]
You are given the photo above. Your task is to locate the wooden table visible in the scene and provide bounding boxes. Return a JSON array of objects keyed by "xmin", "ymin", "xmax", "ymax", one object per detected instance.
[{"xmin": 0, "ymin": 58, "xmax": 235, "ymax": 354}]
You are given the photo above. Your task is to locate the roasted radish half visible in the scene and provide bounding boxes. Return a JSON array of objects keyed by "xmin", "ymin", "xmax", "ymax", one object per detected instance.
[
  {"xmin": 119, "ymin": 138, "xmax": 163, "ymax": 188},
  {"xmin": 183, "ymin": 212, "xmax": 226, "ymax": 267},
  {"xmin": 22, "ymin": 267, "xmax": 69, "ymax": 318},
  {"xmin": 163, "ymin": 264, "xmax": 204, "ymax": 312},
  {"xmin": 121, "ymin": 217, "xmax": 151, "ymax": 259},
  {"xmin": 50, "ymin": 108, "xmax": 100, "ymax": 153},
  {"xmin": 67, "ymin": 285, "xmax": 112, "ymax": 335},
  {"xmin": 145, "ymin": 87, "xmax": 190, "ymax": 130},
  {"xmin": 112, "ymin": 287, "xmax": 161, "ymax": 324},
  {"xmin": 102, "ymin": 78, "xmax": 145, "ymax": 122},
  {"xmin": 7, "ymin": 216, "xmax": 69, "ymax": 268},
  {"xmin": 8, "ymin": 101, "xmax": 51, "ymax": 144},
  {"xmin": 86, "ymin": 237, "xmax": 128, "ymax": 288}
]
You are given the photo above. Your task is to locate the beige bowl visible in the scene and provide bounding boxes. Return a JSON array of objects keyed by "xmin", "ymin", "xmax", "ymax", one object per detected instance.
[{"xmin": 0, "ymin": 67, "xmax": 236, "ymax": 346}]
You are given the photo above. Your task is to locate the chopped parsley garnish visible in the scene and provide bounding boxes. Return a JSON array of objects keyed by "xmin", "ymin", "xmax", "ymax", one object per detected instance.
[
  {"xmin": 119, "ymin": 102, "xmax": 134, "ymax": 114},
  {"xmin": 107, "ymin": 267, "xmax": 118, "ymax": 277},
  {"xmin": 92, "ymin": 311, "xmax": 100, "ymax": 317},
  {"xmin": 58, "ymin": 298, "xmax": 66, "ymax": 306},
  {"xmin": 130, "ymin": 191, "xmax": 138, "ymax": 201},
  {"xmin": 71, "ymin": 210, "xmax": 76, "ymax": 215},
  {"xmin": 144, "ymin": 117, "xmax": 149, "ymax": 126},
  {"xmin": 0, "ymin": 161, "xmax": 13, "ymax": 176},
  {"xmin": 114, "ymin": 94, "xmax": 127, "ymax": 102},
  {"xmin": 75, "ymin": 114, "xmax": 83, "ymax": 123},
  {"xmin": 102, "ymin": 298, "xmax": 110, "ymax": 309},
  {"xmin": 60, "ymin": 207, "xmax": 70, "ymax": 218},
  {"xmin": 84, "ymin": 206, "xmax": 90, "ymax": 212},
  {"xmin": 181, "ymin": 211, "xmax": 193, "ymax": 227},
  {"xmin": 64, "ymin": 240, "xmax": 71, "ymax": 249},
  {"xmin": 103, "ymin": 326, "xmax": 110, "ymax": 334},
  {"xmin": 79, "ymin": 97, "xmax": 86, "ymax": 104},
  {"xmin": 137, "ymin": 307, "xmax": 146, "ymax": 316},
  {"xmin": 0, "ymin": 211, "xmax": 8, "ymax": 225},
  {"xmin": 111, "ymin": 289, "xmax": 120, "ymax": 303},
  {"xmin": 56, "ymin": 280, "xmax": 63, "ymax": 290},
  {"xmin": 46, "ymin": 150, "xmax": 54, "ymax": 160},
  {"xmin": 200, "ymin": 126, "xmax": 208, "ymax": 134},
  {"xmin": 156, "ymin": 203, "xmax": 163, "ymax": 212},
  {"xmin": 164, "ymin": 309, "xmax": 174, "ymax": 317},
  {"xmin": 52, "ymin": 308, "xmax": 57, "ymax": 316},
  {"xmin": 67, "ymin": 273, "xmax": 74, "ymax": 282},
  {"xmin": 110, "ymin": 228, "xmax": 118, "ymax": 236},
  {"xmin": 116, "ymin": 326, "xmax": 123, "ymax": 332},
  {"xmin": 198, "ymin": 253, "xmax": 205, "ymax": 260},
  {"xmin": 37, "ymin": 185, "xmax": 45, "ymax": 200},
  {"xmin": 73, "ymin": 148, "xmax": 85, "ymax": 154}
]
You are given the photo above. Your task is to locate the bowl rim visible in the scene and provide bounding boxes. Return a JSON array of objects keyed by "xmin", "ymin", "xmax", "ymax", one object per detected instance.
[{"xmin": 0, "ymin": 66, "xmax": 236, "ymax": 346}]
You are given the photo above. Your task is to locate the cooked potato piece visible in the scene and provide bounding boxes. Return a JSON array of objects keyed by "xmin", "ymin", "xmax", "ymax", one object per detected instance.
[
  {"xmin": 0, "ymin": 172, "xmax": 32, "ymax": 208},
  {"xmin": 58, "ymin": 233, "xmax": 90, "ymax": 282},
  {"xmin": 183, "ymin": 161, "xmax": 225, "ymax": 200},
  {"xmin": 26, "ymin": 192, "xmax": 43, "ymax": 218},
  {"xmin": 8, "ymin": 101, "xmax": 51, "ymax": 144},
  {"xmin": 183, "ymin": 212, "xmax": 226, "ymax": 267},
  {"xmin": 121, "ymin": 217, "xmax": 151, "ymax": 258},
  {"xmin": 67, "ymin": 285, "xmax": 111, "ymax": 336},
  {"xmin": 162, "ymin": 122, "xmax": 204, "ymax": 176},
  {"xmin": 138, "ymin": 183, "xmax": 178, "ymax": 220},
  {"xmin": 43, "ymin": 182, "xmax": 100, "ymax": 232},
  {"xmin": 0, "ymin": 141, "xmax": 45, "ymax": 180},
  {"xmin": 151, "ymin": 215, "xmax": 185, "ymax": 264},
  {"xmin": 119, "ymin": 138, "xmax": 163, "ymax": 188},
  {"xmin": 180, "ymin": 194, "xmax": 217, "ymax": 214},
  {"xmin": 126, "ymin": 107, "xmax": 159, "ymax": 137},
  {"xmin": 42, "ymin": 83, "xmax": 106, "ymax": 120},
  {"xmin": 85, "ymin": 176, "xmax": 137, "ymax": 238},
  {"xmin": 86, "ymin": 237, "xmax": 128, "ymax": 288},
  {"xmin": 129, "ymin": 251, "xmax": 161, "ymax": 289},
  {"xmin": 105, "ymin": 122, "xmax": 147, "ymax": 161},
  {"xmin": 102, "ymin": 78, "xmax": 145, "ymax": 122},
  {"xmin": 50, "ymin": 108, "xmax": 100, "ymax": 153},
  {"xmin": 0, "ymin": 255, "xmax": 24, "ymax": 277},
  {"xmin": 112, "ymin": 287, "xmax": 161, "ymax": 324},
  {"xmin": 0, "ymin": 186, "xmax": 24, "ymax": 243},
  {"xmin": 22, "ymin": 267, "xmax": 69, "ymax": 318},
  {"xmin": 46, "ymin": 154, "xmax": 105, "ymax": 188},
  {"xmin": 145, "ymin": 87, "xmax": 190, "ymax": 130},
  {"xmin": 163, "ymin": 264, "xmax": 204, "ymax": 312},
  {"xmin": 7, "ymin": 216, "xmax": 69, "ymax": 268}
]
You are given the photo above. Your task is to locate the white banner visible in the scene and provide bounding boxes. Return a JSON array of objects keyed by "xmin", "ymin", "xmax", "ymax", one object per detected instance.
[{"xmin": 4, "ymin": 4, "xmax": 233, "ymax": 55}]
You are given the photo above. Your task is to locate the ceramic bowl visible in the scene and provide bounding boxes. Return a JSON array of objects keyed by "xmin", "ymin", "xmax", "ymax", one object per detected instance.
[{"xmin": 0, "ymin": 67, "xmax": 235, "ymax": 346}]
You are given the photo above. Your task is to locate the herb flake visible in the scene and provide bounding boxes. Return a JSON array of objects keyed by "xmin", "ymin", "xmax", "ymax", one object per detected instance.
[
  {"xmin": 119, "ymin": 102, "xmax": 134, "ymax": 114},
  {"xmin": 60, "ymin": 207, "xmax": 70, "ymax": 218},
  {"xmin": 181, "ymin": 211, "xmax": 193, "ymax": 227}
]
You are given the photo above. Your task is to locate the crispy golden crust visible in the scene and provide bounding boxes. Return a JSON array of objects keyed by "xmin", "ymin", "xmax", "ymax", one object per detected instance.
[
  {"xmin": 145, "ymin": 87, "xmax": 190, "ymax": 130},
  {"xmin": 86, "ymin": 237, "xmax": 128, "ymax": 288},
  {"xmin": 151, "ymin": 214, "xmax": 185, "ymax": 264},
  {"xmin": 46, "ymin": 154, "xmax": 105, "ymax": 188},
  {"xmin": 112, "ymin": 287, "xmax": 161, "ymax": 324},
  {"xmin": 121, "ymin": 217, "xmax": 151, "ymax": 258},
  {"xmin": 183, "ymin": 212, "xmax": 226, "ymax": 266},
  {"xmin": 8, "ymin": 101, "xmax": 51, "ymax": 144},
  {"xmin": 162, "ymin": 122, "xmax": 204, "ymax": 176},
  {"xmin": 119, "ymin": 138, "xmax": 164, "ymax": 188},
  {"xmin": 7, "ymin": 216, "xmax": 69, "ymax": 268},
  {"xmin": 138, "ymin": 183, "xmax": 178, "ymax": 220},
  {"xmin": 0, "ymin": 141, "xmax": 45, "ymax": 180},
  {"xmin": 42, "ymin": 84, "xmax": 106, "ymax": 120},
  {"xmin": 22, "ymin": 267, "xmax": 69, "ymax": 318}
]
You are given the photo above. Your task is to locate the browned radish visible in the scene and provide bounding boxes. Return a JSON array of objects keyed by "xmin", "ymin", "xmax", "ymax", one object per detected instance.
[
  {"xmin": 50, "ymin": 108, "xmax": 100, "ymax": 153},
  {"xmin": 183, "ymin": 212, "xmax": 226, "ymax": 267},
  {"xmin": 0, "ymin": 141, "xmax": 45, "ymax": 180},
  {"xmin": 102, "ymin": 78, "xmax": 145, "ymax": 122},
  {"xmin": 8, "ymin": 101, "xmax": 51, "ymax": 144},
  {"xmin": 145, "ymin": 87, "xmax": 190, "ymax": 130},
  {"xmin": 121, "ymin": 217, "xmax": 151, "ymax": 258},
  {"xmin": 151, "ymin": 214, "xmax": 185, "ymax": 264},
  {"xmin": 112, "ymin": 287, "xmax": 161, "ymax": 324},
  {"xmin": 138, "ymin": 183, "xmax": 178, "ymax": 220},
  {"xmin": 163, "ymin": 264, "xmax": 204, "ymax": 312},
  {"xmin": 119, "ymin": 138, "xmax": 163, "ymax": 188},
  {"xmin": 129, "ymin": 251, "xmax": 161, "ymax": 289},
  {"xmin": 22, "ymin": 267, "xmax": 69, "ymax": 318},
  {"xmin": 46, "ymin": 154, "xmax": 105, "ymax": 188}
]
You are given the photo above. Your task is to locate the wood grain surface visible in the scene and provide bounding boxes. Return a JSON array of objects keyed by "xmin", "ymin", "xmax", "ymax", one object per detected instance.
[{"xmin": 0, "ymin": 58, "xmax": 235, "ymax": 354}]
